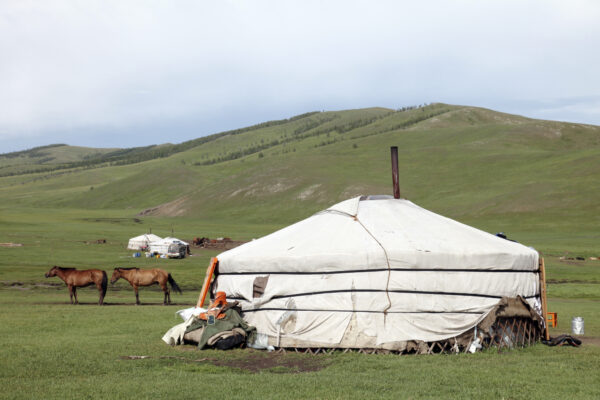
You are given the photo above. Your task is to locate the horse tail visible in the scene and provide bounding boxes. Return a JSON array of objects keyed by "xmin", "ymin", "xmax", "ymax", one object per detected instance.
[
  {"xmin": 167, "ymin": 273, "xmax": 182, "ymax": 294},
  {"xmin": 101, "ymin": 271, "xmax": 108, "ymax": 298}
]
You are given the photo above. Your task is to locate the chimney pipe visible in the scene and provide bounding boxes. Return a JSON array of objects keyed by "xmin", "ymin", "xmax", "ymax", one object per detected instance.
[{"xmin": 390, "ymin": 146, "xmax": 400, "ymax": 199}]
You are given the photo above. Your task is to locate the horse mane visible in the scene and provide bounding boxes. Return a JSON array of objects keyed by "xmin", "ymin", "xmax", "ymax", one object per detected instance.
[
  {"xmin": 116, "ymin": 267, "xmax": 139, "ymax": 271},
  {"xmin": 55, "ymin": 266, "xmax": 76, "ymax": 271}
]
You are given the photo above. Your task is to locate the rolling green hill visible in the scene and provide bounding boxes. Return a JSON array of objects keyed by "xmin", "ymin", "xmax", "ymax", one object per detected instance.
[{"xmin": 1, "ymin": 103, "xmax": 599, "ymax": 254}]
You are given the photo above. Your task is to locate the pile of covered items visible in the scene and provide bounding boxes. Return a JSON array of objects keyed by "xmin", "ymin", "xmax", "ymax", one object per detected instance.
[{"xmin": 162, "ymin": 292, "xmax": 261, "ymax": 350}]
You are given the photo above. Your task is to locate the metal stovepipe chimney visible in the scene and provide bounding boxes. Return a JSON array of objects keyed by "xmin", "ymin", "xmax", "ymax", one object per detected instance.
[{"xmin": 390, "ymin": 146, "xmax": 400, "ymax": 199}]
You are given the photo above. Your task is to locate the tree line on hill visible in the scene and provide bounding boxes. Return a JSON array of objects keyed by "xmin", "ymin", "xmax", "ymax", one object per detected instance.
[
  {"xmin": 0, "ymin": 112, "xmax": 322, "ymax": 177},
  {"xmin": 196, "ymin": 104, "xmax": 448, "ymax": 165},
  {"xmin": 0, "ymin": 105, "xmax": 437, "ymax": 176}
]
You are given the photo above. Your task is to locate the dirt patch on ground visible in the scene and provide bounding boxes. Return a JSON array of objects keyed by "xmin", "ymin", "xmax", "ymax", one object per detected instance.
[
  {"xmin": 120, "ymin": 350, "xmax": 329, "ymax": 373},
  {"xmin": 547, "ymin": 279, "xmax": 600, "ymax": 284},
  {"xmin": 580, "ymin": 336, "xmax": 600, "ymax": 347},
  {"xmin": 80, "ymin": 217, "xmax": 142, "ymax": 224},
  {"xmin": 229, "ymin": 179, "xmax": 297, "ymax": 199},
  {"xmin": 138, "ymin": 196, "xmax": 189, "ymax": 217},
  {"xmin": 1, "ymin": 281, "xmax": 62, "ymax": 289},
  {"xmin": 191, "ymin": 239, "xmax": 247, "ymax": 251},
  {"xmin": 297, "ymin": 184, "xmax": 322, "ymax": 200},
  {"xmin": 212, "ymin": 351, "xmax": 328, "ymax": 373},
  {"xmin": 9, "ymin": 283, "xmax": 31, "ymax": 290}
]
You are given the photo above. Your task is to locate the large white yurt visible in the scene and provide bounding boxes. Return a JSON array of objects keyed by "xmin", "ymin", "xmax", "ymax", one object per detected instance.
[
  {"xmin": 127, "ymin": 233, "xmax": 162, "ymax": 250},
  {"xmin": 210, "ymin": 195, "xmax": 544, "ymax": 351}
]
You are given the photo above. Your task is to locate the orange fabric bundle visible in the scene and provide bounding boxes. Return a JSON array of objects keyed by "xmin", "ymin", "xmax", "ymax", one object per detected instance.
[{"xmin": 199, "ymin": 291, "xmax": 228, "ymax": 321}]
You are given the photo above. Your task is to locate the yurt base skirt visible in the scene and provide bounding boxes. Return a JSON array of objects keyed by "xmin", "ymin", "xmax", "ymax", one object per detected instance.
[
  {"xmin": 257, "ymin": 297, "xmax": 545, "ymax": 355},
  {"xmin": 271, "ymin": 317, "xmax": 543, "ymax": 355}
]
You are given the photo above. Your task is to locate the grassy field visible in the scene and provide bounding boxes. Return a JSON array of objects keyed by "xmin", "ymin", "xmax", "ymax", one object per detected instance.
[
  {"xmin": 0, "ymin": 290, "xmax": 599, "ymax": 400},
  {"xmin": 1, "ymin": 207, "xmax": 599, "ymax": 399},
  {"xmin": 1, "ymin": 105, "xmax": 599, "ymax": 398}
]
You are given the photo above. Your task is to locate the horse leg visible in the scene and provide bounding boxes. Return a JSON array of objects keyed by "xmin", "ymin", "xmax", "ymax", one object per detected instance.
[
  {"xmin": 97, "ymin": 283, "xmax": 104, "ymax": 305},
  {"xmin": 73, "ymin": 287, "xmax": 78, "ymax": 305},
  {"xmin": 159, "ymin": 282, "xmax": 170, "ymax": 305},
  {"xmin": 68, "ymin": 285, "xmax": 74, "ymax": 304},
  {"xmin": 134, "ymin": 285, "xmax": 140, "ymax": 305}
]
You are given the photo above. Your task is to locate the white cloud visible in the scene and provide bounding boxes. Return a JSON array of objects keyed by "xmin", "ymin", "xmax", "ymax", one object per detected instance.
[{"xmin": 1, "ymin": 0, "xmax": 599, "ymax": 151}]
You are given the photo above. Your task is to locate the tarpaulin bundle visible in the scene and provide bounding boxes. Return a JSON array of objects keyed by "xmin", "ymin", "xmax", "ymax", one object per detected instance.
[
  {"xmin": 542, "ymin": 334, "xmax": 582, "ymax": 347},
  {"xmin": 184, "ymin": 308, "xmax": 256, "ymax": 350},
  {"xmin": 162, "ymin": 291, "xmax": 256, "ymax": 349},
  {"xmin": 180, "ymin": 292, "xmax": 256, "ymax": 349}
]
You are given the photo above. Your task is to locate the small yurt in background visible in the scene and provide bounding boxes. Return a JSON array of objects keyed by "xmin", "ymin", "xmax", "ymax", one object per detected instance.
[
  {"xmin": 127, "ymin": 233, "xmax": 162, "ymax": 250},
  {"xmin": 149, "ymin": 237, "xmax": 189, "ymax": 258}
]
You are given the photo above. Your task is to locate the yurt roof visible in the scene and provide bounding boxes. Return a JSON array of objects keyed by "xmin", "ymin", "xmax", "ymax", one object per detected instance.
[
  {"xmin": 129, "ymin": 233, "xmax": 162, "ymax": 242},
  {"xmin": 218, "ymin": 196, "xmax": 538, "ymax": 274}
]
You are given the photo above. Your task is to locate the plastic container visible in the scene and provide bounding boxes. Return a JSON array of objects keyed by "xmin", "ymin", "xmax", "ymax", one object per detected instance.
[{"xmin": 571, "ymin": 317, "xmax": 584, "ymax": 335}]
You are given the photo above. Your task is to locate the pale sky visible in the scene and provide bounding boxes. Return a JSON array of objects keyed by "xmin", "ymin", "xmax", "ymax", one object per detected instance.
[{"xmin": 1, "ymin": 0, "xmax": 599, "ymax": 153}]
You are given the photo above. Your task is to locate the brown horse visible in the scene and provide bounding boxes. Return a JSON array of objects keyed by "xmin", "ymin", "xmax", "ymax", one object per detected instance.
[
  {"xmin": 110, "ymin": 267, "xmax": 182, "ymax": 305},
  {"xmin": 45, "ymin": 266, "xmax": 107, "ymax": 305}
]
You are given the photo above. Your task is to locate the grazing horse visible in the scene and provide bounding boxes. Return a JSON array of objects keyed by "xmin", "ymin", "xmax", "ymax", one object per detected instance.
[
  {"xmin": 45, "ymin": 266, "xmax": 107, "ymax": 305},
  {"xmin": 110, "ymin": 267, "xmax": 182, "ymax": 305}
]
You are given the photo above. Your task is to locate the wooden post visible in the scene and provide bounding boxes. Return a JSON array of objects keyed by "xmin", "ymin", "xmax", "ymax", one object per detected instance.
[
  {"xmin": 196, "ymin": 257, "xmax": 218, "ymax": 308},
  {"xmin": 539, "ymin": 257, "xmax": 549, "ymax": 341}
]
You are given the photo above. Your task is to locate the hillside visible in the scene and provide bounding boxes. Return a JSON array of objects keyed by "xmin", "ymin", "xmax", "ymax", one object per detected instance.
[{"xmin": 1, "ymin": 103, "xmax": 599, "ymax": 250}]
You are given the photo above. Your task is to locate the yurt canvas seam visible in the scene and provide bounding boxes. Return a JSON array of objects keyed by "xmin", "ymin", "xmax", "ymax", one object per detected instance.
[
  {"xmin": 219, "ymin": 268, "xmax": 540, "ymax": 275},
  {"xmin": 242, "ymin": 308, "xmax": 486, "ymax": 314},
  {"xmin": 226, "ymin": 289, "xmax": 539, "ymax": 301},
  {"xmin": 354, "ymin": 214, "xmax": 393, "ymax": 321}
]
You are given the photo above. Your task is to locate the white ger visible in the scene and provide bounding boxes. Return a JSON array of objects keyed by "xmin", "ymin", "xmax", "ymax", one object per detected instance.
[{"xmin": 211, "ymin": 195, "xmax": 542, "ymax": 351}]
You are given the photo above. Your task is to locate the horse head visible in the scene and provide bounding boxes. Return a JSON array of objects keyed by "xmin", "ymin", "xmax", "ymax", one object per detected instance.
[
  {"xmin": 110, "ymin": 268, "xmax": 122, "ymax": 284},
  {"xmin": 45, "ymin": 266, "xmax": 59, "ymax": 278}
]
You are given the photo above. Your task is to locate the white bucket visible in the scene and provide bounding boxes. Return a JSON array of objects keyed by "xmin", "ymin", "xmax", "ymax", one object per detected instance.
[{"xmin": 571, "ymin": 317, "xmax": 584, "ymax": 335}]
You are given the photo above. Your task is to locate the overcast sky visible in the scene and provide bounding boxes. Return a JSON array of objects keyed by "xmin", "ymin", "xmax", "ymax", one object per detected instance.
[{"xmin": 1, "ymin": 0, "xmax": 599, "ymax": 153}]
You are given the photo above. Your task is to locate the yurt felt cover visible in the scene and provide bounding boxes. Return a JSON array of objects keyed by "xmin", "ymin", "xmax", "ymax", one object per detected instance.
[
  {"xmin": 127, "ymin": 234, "xmax": 162, "ymax": 250},
  {"xmin": 215, "ymin": 196, "xmax": 540, "ymax": 347}
]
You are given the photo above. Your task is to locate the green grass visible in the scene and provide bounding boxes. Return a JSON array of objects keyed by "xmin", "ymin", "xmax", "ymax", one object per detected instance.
[
  {"xmin": 0, "ymin": 207, "xmax": 598, "ymax": 399},
  {"xmin": 547, "ymin": 299, "xmax": 600, "ymax": 336},
  {"xmin": 1, "ymin": 104, "xmax": 599, "ymax": 398},
  {"xmin": 0, "ymin": 207, "xmax": 281, "ymax": 286},
  {"xmin": 0, "ymin": 289, "xmax": 599, "ymax": 400}
]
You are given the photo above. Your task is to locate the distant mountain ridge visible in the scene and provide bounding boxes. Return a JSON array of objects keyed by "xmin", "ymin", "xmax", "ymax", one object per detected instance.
[
  {"xmin": 0, "ymin": 111, "xmax": 325, "ymax": 177},
  {"xmin": 0, "ymin": 105, "xmax": 444, "ymax": 176},
  {"xmin": 0, "ymin": 103, "xmax": 598, "ymax": 229}
]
